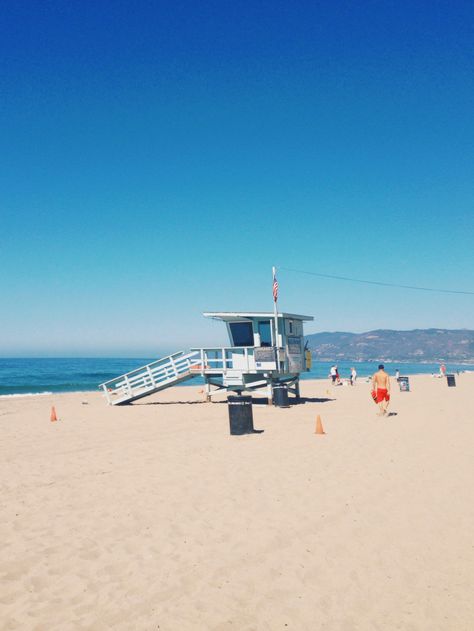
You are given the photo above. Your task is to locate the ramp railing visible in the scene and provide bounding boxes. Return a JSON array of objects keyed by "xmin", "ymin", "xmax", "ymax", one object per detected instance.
[{"xmin": 99, "ymin": 350, "xmax": 201, "ymax": 405}]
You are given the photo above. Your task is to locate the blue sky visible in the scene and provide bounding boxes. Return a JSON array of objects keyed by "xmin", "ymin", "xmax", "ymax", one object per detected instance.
[{"xmin": 1, "ymin": 1, "xmax": 473, "ymax": 356}]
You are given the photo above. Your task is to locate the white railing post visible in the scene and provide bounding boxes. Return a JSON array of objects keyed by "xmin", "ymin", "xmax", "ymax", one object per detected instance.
[
  {"xmin": 169, "ymin": 355, "xmax": 178, "ymax": 377},
  {"xmin": 146, "ymin": 365, "xmax": 156, "ymax": 387}
]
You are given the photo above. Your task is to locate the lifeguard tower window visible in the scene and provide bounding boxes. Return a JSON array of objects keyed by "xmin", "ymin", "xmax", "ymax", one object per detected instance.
[
  {"xmin": 229, "ymin": 321, "xmax": 254, "ymax": 347},
  {"xmin": 258, "ymin": 321, "xmax": 272, "ymax": 347}
]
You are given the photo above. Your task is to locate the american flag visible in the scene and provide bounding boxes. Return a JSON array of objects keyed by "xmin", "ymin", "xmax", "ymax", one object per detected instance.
[{"xmin": 272, "ymin": 273, "xmax": 279, "ymax": 302}]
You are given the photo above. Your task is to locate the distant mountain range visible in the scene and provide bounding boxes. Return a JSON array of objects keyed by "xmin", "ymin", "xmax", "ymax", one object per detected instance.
[{"xmin": 305, "ymin": 329, "xmax": 474, "ymax": 362}]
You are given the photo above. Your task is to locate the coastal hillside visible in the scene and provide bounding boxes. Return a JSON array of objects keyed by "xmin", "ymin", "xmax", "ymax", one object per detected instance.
[{"xmin": 305, "ymin": 329, "xmax": 474, "ymax": 362}]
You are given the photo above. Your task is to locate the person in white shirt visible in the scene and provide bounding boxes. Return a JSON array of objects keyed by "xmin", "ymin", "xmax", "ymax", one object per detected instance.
[{"xmin": 350, "ymin": 367, "xmax": 357, "ymax": 385}]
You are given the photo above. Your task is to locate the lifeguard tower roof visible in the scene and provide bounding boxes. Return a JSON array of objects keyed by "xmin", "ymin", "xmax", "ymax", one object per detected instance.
[{"xmin": 203, "ymin": 312, "xmax": 314, "ymax": 321}]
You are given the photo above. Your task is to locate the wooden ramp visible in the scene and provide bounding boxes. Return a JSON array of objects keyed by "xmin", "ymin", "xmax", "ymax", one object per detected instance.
[{"xmin": 99, "ymin": 350, "xmax": 202, "ymax": 405}]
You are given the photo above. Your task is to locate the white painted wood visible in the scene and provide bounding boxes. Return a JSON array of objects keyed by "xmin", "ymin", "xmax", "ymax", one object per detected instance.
[{"xmin": 203, "ymin": 311, "xmax": 313, "ymax": 321}]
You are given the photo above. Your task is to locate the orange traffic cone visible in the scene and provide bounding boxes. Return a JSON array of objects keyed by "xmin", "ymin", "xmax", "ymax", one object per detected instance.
[
  {"xmin": 315, "ymin": 414, "xmax": 325, "ymax": 435},
  {"xmin": 50, "ymin": 406, "xmax": 58, "ymax": 422}
]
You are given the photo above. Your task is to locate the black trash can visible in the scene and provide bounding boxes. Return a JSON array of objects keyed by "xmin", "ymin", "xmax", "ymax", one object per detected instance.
[
  {"xmin": 446, "ymin": 374, "xmax": 456, "ymax": 387},
  {"xmin": 228, "ymin": 396, "xmax": 255, "ymax": 435},
  {"xmin": 273, "ymin": 384, "xmax": 290, "ymax": 407},
  {"xmin": 398, "ymin": 376, "xmax": 410, "ymax": 392}
]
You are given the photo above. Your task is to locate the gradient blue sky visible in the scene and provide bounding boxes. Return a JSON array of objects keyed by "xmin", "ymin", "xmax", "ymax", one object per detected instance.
[{"xmin": 1, "ymin": 1, "xmax": 473, "ymax": 356}]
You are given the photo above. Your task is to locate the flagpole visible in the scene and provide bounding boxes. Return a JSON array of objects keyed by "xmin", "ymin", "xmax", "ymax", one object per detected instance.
[{"xmin": 272, "ymin": 266, "xmax": 280, "ymax": 372}]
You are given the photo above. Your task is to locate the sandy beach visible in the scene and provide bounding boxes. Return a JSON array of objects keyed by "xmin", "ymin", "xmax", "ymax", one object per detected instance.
[{"xmin": 1, "ymin": 374, "xmax": 473, "ymax": 630}]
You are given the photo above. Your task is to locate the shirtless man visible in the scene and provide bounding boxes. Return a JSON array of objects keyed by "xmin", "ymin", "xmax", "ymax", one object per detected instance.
[{"xmin": 372, "ymin": 364, "xmax": 390, "ymax": 416}]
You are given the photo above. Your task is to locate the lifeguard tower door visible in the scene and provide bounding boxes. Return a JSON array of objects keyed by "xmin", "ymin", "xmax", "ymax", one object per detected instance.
[{"xmin": 285, "ymin": 318, "xmax": 304, "ymax": 372}]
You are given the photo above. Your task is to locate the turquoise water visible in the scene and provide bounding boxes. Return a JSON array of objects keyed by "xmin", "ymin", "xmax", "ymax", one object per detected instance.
[
  {"xmin": 0, "ymin": 358, "xmax": 472, "ymax": 396},
  {"xmin": 0, "ymin": 358, "xmax": 155, "ymax": 396},
  {"xmin": 301, "ymin": 360, "xmax": 473, "ymax": 381}
]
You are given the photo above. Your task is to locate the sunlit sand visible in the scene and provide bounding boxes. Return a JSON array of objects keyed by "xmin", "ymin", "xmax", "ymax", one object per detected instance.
[{"xmin": 2, "ymin": 374, "xmax": 473, "ymax": 630}]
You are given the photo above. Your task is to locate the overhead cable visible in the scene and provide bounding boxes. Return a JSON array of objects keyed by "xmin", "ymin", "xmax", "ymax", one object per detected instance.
[{"xmin": 279, "ymin": 267, "xmax": 474, "ymax": 296}]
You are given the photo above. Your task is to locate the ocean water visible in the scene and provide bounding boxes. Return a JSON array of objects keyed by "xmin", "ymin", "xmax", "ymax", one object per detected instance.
[
  {"xmin": 0, "ymin": 357, "xmax": 473, "ymax": 397},
  {"xmin": 0, "ymin": 358, "xmax": 155, "ymax": 397}
]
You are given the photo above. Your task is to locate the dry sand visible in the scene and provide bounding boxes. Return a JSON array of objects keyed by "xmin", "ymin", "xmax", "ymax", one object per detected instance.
[{"xmin": 1, "ymin": 374, "xmax": 474, "ymax": 631}]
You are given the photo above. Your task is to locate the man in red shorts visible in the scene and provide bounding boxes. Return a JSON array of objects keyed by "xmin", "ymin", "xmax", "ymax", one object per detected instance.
[{"xmin": 372, "ymin": 364, "xmax": 391, "ymax": 416}]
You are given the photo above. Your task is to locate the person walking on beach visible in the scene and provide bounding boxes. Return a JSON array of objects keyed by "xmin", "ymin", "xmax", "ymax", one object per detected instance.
[
  {"xmin": 350, "ymin": 366, "xmax": 357, "ymax": 385},
  {"xmin": 330, "ymin": 365, "xmax": 337, "ymax": 384},
  {"xmin": 372, "ymin": 364, "xmax": 390, "ymax": 416}
]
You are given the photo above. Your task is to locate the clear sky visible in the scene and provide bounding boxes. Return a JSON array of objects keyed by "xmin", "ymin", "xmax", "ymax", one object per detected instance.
[{"xmin": 1, "ymin": 1, "xmax": 473, "ymax": 356}]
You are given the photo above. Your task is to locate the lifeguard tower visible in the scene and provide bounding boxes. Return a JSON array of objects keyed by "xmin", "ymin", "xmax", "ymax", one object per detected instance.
[{"xmin": 99, "ymin": 310, "xmax": 313, "ymax": 405}]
